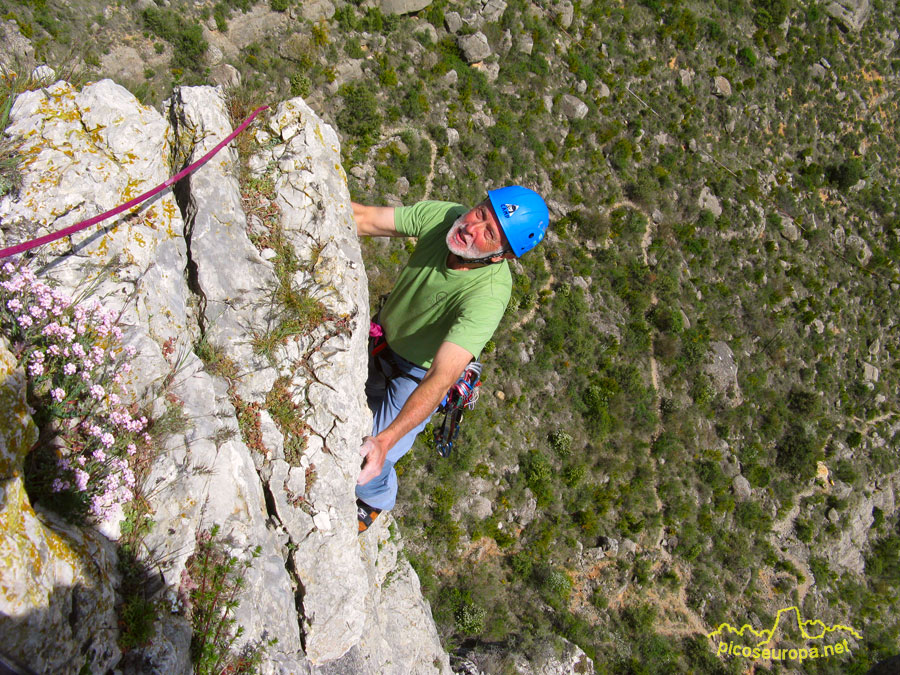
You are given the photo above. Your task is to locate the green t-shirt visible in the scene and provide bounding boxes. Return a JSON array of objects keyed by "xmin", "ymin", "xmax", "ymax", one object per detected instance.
[{"xmin": 379, "ymin": 201, "xmax": 512, "ymax": 368}]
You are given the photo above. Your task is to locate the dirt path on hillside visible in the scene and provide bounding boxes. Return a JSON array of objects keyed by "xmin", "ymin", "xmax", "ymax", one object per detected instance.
[
  {"xmin": 608, "ymin": 199, "xmax": 663, "ymax": 438},
  {"xmin": 512, "ymin": 268, "xmax": 555, "ymax": 331},
  {"xmin": 379, "ymin": 126, "xmax": 437, "ymax": 200}
]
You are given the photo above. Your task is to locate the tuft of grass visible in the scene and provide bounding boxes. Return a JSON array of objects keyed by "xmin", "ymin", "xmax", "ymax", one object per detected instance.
[
  {"xmin": 0, "ymin": 69, "xmax": 26, "ymax": 198},
  {"xmin": 265, "ymin": 376, "xmax": 307, "ymax": 465},
  {"xmin": 194, "ymin": 334, "xmax": 240, "ymax": 380}
]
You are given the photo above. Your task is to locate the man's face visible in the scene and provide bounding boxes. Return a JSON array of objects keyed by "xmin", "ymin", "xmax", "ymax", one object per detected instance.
[{"xmin": 446, "ymin": 201, "xmax": 509, "ymax": 260}]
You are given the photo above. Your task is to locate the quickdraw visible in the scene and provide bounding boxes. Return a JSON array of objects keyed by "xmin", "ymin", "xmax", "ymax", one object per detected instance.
[{"xmin": 433, "ymin": 360, "xmax": 482, "ymax": 458}]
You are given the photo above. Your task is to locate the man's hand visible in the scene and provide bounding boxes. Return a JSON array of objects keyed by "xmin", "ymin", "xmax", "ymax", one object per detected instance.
[{"xmin": 358, "ymin": 435, "xmax": 388, "ymax": 485}]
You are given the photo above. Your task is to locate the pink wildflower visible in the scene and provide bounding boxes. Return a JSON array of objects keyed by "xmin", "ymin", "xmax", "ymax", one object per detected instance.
[
  {"xmin": 74, "ymin": 469, "xmax": 90, "ymax": 492},
  {"xmin": 63, "ymin": 363, "xmax": 77, "ymax": 375},
  {"xmin": 89, "ymin": 384, "xmax": 105, "ymax": 400},
  {"xmin": 51, "ymin": 387, "xmax": 66, "ymax": 402}
]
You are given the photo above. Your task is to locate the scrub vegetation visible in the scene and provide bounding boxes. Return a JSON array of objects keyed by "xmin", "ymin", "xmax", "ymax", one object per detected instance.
[{"xmin": 4, "ymin": 0, "xmax": 899, "ymax": 671}]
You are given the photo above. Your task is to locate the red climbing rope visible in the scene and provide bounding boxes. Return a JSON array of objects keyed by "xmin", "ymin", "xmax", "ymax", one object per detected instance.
[{"xmin": 0, "ymin": 105, "xmax": 269, "ymax": 260}]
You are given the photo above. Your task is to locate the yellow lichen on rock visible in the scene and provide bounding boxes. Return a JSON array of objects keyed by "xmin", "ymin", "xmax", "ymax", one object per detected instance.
[
  {"xmin": 0, "ymin": 342, "xmax": 108, "ymax": 624},
  {"xmin": 0, "ymin": 345, "xmax": 37, "ymax": 479}
]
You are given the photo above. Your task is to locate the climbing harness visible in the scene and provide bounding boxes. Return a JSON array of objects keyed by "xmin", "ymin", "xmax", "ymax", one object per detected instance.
[{"xmin": 369, "ymin": 321, "xmax": 483, "ymax": 457}]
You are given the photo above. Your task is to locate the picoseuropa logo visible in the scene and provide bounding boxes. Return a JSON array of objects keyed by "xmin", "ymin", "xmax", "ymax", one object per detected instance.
[{"xmin": 707, "ymin": 606, "xmax": 862, "ymax": 664}]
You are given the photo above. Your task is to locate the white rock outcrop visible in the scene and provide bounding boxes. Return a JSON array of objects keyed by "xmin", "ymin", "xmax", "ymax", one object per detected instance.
[
  {"xmin": 458, "ymin": 32, "xmax": 492, "ymax": 63},
  {"xmin": 0, "ymin": 80, "xmax": 449, "ymax": 674},
  {"xmin": 559, "ymin": 94, "xmax": 588, "ymax": 120}
]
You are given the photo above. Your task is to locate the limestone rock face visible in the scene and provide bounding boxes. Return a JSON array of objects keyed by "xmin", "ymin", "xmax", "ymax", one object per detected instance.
[
  {"xmin": 349, "ymin": 515, "xmax": 451, "ymax": 674},
  {"xmin": 826, "ymin": 482, "xmax": 893, "ymax": 573},
  {"xmin": 0, "ymin": 80, "xmax": 448, "ymax": 674}
]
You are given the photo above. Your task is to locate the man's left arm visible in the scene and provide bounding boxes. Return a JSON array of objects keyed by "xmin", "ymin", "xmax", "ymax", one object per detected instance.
[{"xmin": 358, "ymin": 341, "xmax": 472, "ymax": 485}]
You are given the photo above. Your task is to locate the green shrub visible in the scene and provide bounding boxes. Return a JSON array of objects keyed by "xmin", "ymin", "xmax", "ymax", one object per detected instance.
[
  {"xmin": 866, "ymin": 535, "xmax": 900, "ymax": 586},
  {"xmin": 455, "ymin": 600, "xmax": 486, "ymax": 634},
  {"xmin": 775, "ymin": 425, "xmax": 821, "ymax": 481},
  {"xmin": 539, "ymin": 565, "xmax": 573, "ymax": 604},
  {"xmin": 441, "ymin": 587, "xmax": 486, "ymax": 635},
  {"xmin": 734, "ymin": 500, "xmax": 772, "ymax": 533},
  {"xmin": 609, "ymin": 138, "xmax": 634, "ymax": 170},
  {"xmin": 523, "ymin": 450, "xmax": 554, "ymax": 504},
  {"xmin": 142, "ymin": 8, "xmax": 208, "ymax": 74},
  {"xmin": 270, "ymin": 0, "xmax": 289, "ymax": 11},
  {"xmin": 825, "ymin": 158, "xmax": 864, "ymax": 190},
  {"xmin": 549, "ymin": 430, "xmax": 573, "ymax": 457},
  {"xmin": 737, "ymin": 46, "xmax": 757, "ymax": 67},
  {"xmin": 337, "ymin": 82, "xmax": 382, "ymax": 142},
  {"xmin": 833, "ymin": 459, "xmax": 858, "ymax": 484},
  {"xmin": 186, "ymin": 526, "xmax": 273, "ymax": 674},
  {"xmin": 290, "ymin": 73, "xmax": 311, "ymax": 97}
]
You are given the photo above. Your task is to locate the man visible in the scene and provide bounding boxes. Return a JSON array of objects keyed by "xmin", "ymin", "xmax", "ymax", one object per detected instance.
[{"xmin": 353, "ymin": 186, "xmax": 549, "ymax": 532}]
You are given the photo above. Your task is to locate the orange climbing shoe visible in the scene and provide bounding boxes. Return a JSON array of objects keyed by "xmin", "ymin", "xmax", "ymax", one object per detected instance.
[{"xmin": 357, "ymin": 498, "xmax": 382, "ymax": 534}]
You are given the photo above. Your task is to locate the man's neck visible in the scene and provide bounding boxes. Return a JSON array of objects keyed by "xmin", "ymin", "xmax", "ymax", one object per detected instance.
[{"xmin": 447, "ymin": 252, "xmax": 497, "ymax": 271}]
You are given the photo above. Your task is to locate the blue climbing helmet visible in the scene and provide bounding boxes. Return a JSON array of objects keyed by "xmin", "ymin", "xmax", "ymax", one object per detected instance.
[{"xmin": 487, "ymin": 186, "xmax": 549, "ymax": 257}]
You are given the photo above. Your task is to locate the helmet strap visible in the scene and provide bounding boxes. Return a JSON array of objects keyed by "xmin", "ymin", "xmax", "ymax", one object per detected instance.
[{"xmin": 454, "ymin": 247, "xmax": 512, "ymax": 266}]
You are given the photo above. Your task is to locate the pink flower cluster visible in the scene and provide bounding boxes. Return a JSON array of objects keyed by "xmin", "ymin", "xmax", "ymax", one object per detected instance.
[{"xmin": 0, "ymin": 262, "xmax": 152, "ymax": 522}]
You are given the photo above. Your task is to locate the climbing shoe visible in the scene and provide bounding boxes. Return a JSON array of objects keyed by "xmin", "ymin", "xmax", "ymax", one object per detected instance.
[{"xmin": 357, "ymin": 498, "xmax": 382, "ymax": 534}]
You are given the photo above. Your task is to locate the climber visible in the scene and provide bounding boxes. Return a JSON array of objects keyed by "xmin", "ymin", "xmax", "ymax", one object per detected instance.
[{"xmin": 353, "ymin": 186, "xmax": 549, "ymax": 532}]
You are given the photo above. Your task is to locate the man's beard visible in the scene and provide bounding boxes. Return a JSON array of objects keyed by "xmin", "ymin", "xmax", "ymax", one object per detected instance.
[{"xmin": 446, "ymin": 216, "xmax": 505, "ymax": 261}]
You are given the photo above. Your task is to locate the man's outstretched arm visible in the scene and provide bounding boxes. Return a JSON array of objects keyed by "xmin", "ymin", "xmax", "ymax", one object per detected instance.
[
  {"xmin": 352, "ymin": 202, "xmax": 403, "ymax": 237},
  {"xmin": 358, "ymin": 341, "xmax": 473, "ymax": 485}
]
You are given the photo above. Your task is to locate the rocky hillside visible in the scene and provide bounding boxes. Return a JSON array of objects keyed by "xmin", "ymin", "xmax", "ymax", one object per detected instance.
[{"xmin": 0, "ymin": 80, "xmax": 449, "ymax": 674}]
